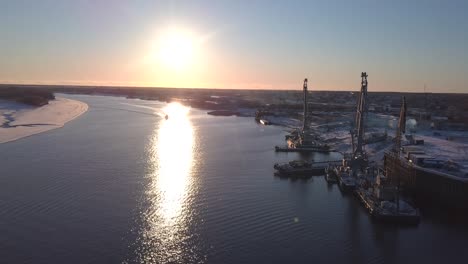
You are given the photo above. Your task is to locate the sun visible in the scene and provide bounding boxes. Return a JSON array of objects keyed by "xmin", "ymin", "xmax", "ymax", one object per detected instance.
[{"xmin": 157, "ymin": 30, "xmax": 195, "ymax": 71}]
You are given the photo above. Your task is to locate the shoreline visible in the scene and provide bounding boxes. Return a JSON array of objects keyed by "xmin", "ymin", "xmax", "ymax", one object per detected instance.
[{"xmin": 0, "ymin": 97, "xmax": 88, "ymax": 144}]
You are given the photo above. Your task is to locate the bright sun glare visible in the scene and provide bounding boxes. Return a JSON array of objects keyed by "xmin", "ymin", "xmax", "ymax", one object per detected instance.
[
  {"xmin": 163, "ymin": 102, "xmax": 190, "ymax": 119},
  {"xmin": 157, "ymin": 30, "xmax": 195, "ymax": 71}
]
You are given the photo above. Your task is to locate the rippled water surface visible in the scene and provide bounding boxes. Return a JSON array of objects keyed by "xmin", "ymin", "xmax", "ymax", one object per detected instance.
[{"xmin": 1, "ymin": 94, "xmax": 467, "ymax": 264}]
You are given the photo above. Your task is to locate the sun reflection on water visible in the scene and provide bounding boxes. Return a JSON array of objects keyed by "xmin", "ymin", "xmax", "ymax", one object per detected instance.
[
  {"xmin": 137, "ymin": 102, "xmax": 202, "ymax": 263},
  {"xmin": 156, "ymin": 102, "xmax": 193, "ymax": 224}
]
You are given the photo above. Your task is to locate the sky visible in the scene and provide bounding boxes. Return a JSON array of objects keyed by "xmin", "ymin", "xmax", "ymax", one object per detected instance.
[{"xmin": 1, "ymin": 0, "xmax": 467, "ymax": 92}]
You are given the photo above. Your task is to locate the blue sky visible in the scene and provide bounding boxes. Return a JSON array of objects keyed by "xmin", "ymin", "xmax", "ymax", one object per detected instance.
[{"xmin": 1, "ymin": 0, "xmax": 467, "ymax": 92}]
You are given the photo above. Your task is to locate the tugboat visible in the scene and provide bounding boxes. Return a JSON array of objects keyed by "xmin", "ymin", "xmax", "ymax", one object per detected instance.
[
  {"xmin": 325, "ymin": 165, "xmax": 338, "ymax": 183},
  {"xmin": 337, "ymin": 171, "xmax": 356, "ymax": 192},
  {"xmin": 335, "ymin": 164, "xmax": 357, "ymax": 191},
  {"xmin": 274, "ymin": 160, "xmax": 326, "ymax": 178}
]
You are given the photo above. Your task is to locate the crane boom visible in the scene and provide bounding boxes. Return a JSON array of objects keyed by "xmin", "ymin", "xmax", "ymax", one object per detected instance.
[{"xmin": 394, "ymin": 96, "xmax": 407, "ymax": 154}]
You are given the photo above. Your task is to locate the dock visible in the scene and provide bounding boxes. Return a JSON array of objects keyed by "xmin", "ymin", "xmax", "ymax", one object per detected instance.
[
  {"xmin": 355, "ymin": 189, "xmax": 377, "ymax": 215},
  {"xmin": 275, "ymin": 146, "xmax": 333, "ymax": 153}
]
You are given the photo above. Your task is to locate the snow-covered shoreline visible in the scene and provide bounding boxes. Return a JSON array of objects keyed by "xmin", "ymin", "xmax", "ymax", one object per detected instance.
[{"xmin": 0, "ymin": 97, "xmax": 88, "ymax": 144}]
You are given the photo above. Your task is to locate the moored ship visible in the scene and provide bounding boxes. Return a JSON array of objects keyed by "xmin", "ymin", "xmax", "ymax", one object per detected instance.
[
  {"xmin": 355, "ymin": 186, "xmax": 420, "ymax": 225},
  {"xmin": 354, "ymin": 96, "xmax": 420, "ymax": 225},
  {"xmin": 274, "ymin": 160, "xmax": 327, "ymax": 178},
  {"xmin": 325, "ymin": 166, "xmax": 338, "ymax": 183}
]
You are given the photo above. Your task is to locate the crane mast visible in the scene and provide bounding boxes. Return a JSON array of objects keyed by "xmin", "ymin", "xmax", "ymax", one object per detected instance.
[
  {"xmin": 353, "ymin": 72, "xmax": 368, "ymax": 158},
  {"xmin": 302, "ymin": 78, "xmax": 309, "ymax": 132},
  {"xmin": 394, "ymin": 96, "xmax": 407, "ymax": 154},
  {"xmin": 391, "ymin": 96, "xmax": 407, "ymax": 213}
]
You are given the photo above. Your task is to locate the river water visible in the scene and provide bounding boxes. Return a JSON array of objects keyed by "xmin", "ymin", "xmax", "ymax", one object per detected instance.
[{"xmin": 0, "ymin": 94, "xmax": 467, "ymax": 264}]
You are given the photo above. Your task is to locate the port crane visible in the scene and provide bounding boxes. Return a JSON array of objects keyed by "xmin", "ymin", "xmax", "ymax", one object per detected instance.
[
  {"xmin": 350, "ymin": 72, "xmax": 369, "ymax": 176},
  {"xmin": 387, "ymin": 96, "xmax": 407, "ymax": 212},
  {"xmin": 302, "ymin": 78, "xmax": 309, "ymax": 132}
]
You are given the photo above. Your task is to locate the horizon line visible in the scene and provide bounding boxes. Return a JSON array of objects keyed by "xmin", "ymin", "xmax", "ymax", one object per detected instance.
[{"xmin": 0, "ymin": 82, "xmax": 467, "ymax": 95}]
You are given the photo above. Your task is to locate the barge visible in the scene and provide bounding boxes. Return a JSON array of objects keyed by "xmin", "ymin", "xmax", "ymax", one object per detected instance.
[
  {"xmin": 355, "ymin": 188, "xmax": 420, "ymax": 225},
  {"xmin": 275, "ymin": 145, "xmax": 331, "ymax": 153},
  {"xmin": 274, "ymin": 160, "xmax": 327, "ymax": 178}
]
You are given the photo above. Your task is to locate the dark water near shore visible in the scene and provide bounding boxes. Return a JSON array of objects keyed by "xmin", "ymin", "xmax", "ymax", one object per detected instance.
[{"xmin": 0, "ymin": 94, "xmax": 467, "ymax": 264}]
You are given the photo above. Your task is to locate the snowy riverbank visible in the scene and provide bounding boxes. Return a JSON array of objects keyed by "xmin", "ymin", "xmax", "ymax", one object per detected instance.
[{"xmin": 0, "ymin": 97, "xmax": 88, "ymax": 144}]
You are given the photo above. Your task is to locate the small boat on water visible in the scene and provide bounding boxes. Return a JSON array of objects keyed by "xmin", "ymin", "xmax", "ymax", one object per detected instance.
[
  {"xmin": 165, "ymin": 114, "xmax": 169, "ymax": 120},
  {"xmin": 259, "ymin": 119, "xmax": 270, "ymax": 125},
  {"xmin": 274, "ymin": 160, "xmax": 326, "ymax": 178}
]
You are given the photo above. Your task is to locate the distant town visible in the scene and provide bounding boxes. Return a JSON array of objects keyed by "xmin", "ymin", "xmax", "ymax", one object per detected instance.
[{"xmin": 2, "ymin": 84, "xmax": 468, "ymax": 129}]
